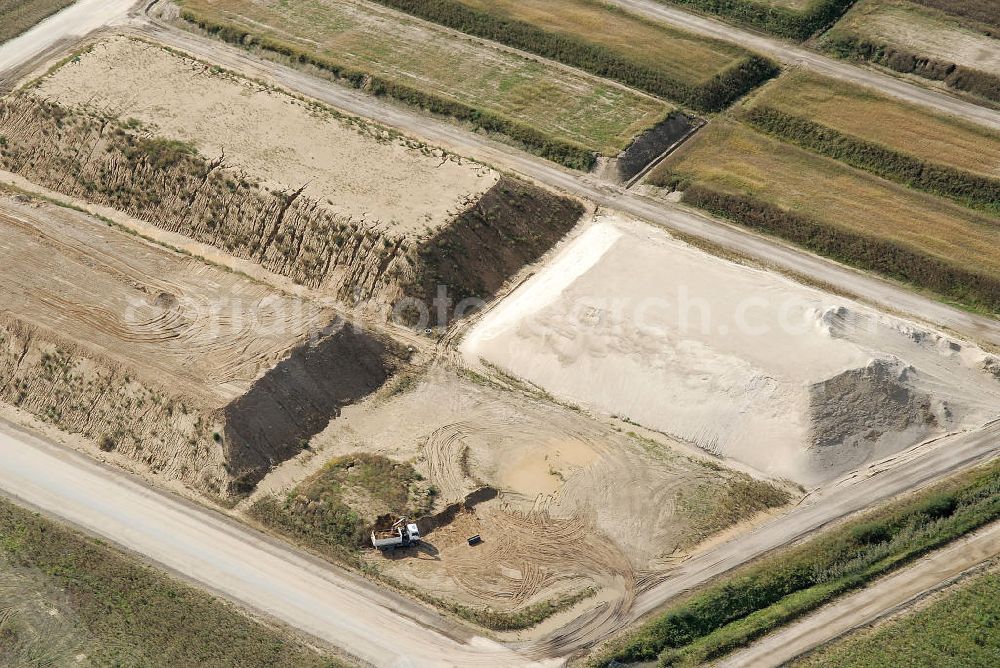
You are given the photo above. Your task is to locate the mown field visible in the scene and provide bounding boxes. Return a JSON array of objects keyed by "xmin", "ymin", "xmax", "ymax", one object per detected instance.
[
  {"xmin": 177, "ymin": 0, "xmax": 668, "ymax": 163},
  {"xmin": 794, "ymin": 566, "xmax": 1000, "ymax": 667},
  {"xmin": 592, "ymin": 458, "xmax": 1000, "ymax": 666},
  {"xmin": 0, "ymin": 0, "xmax": 74, "ymax": 43},
  {"xmin": 0, "ymin": 497, "xmax": 347, "ymax": 667},
  {"xmin": 656, "ymin": 0, "xmax": 856, "ymax": 39},
  {"xmin": 749, "ymin": 71, "xmax": 1000, "ymax": 177},
  {"xmin": 363, "ymin": 0, "xmax": 779, "ymax": 111},
  {"xmin": 823, "ymin": 0, "xmax": 1000, "ymax": 103},
  {"xmin": 649, "ymin": 119, "xmax": 1000, "ymax": 311},
  {"xmin": 909, "ymin": 0, "xmax": 999, "ymax": 29}
]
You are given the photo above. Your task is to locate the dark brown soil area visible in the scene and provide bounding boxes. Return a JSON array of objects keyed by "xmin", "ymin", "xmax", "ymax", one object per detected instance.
[
  {"xmin": 615, "ymin": 112, "xmax": 702, "ymax": 183},
  {"xmin": 411, "ymin": 176, "xmax": 584, "ymax": 323},
  {"xmin": 223, "ymin": 322, "xmax": 401, "ymax": 495}
]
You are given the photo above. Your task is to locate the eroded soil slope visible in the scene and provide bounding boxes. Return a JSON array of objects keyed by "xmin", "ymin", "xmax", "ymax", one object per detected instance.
[
  {"xmin": 0, "ymin": 36, "xmax": 582, "ymax": 315},
  {"xmin": 0, "ymin": 195, "xmax": 397, "ymax": 497}
]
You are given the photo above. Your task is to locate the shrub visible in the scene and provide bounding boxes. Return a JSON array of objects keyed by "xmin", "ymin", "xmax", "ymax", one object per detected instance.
[
  {"xmin": 659, "ymin": 0, "xmax": 857, "ymax": 40},
  {"xmin": 743, "ymin": 105, "xmax": 1000, "ymax": 213},
  {"xmin": 824, "ymin": 34, "xmax": 1000, "ymax": 102},
  {"xmin": 362, "ymin": 0, "xmax": 778, "ymax": 111}
]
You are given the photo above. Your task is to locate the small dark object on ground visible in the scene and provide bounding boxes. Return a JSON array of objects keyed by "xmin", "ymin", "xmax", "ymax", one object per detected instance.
[{"xmin": 467, "ymin": 534, "xmax": 482, "ymax": 546}]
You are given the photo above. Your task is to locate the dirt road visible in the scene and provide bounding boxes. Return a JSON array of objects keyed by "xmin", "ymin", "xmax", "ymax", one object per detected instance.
[
  {"xmin": 609, "ymin": 0, "xmax": 1000, "ymax": 132},
  {"xmin": 715, "ymin": 521, "xmax": 1000, "ymax": 667},
  {"xmin": 0, "ymin": 417, "xmax": 558, "ymax": 668},
  {"xmin": 523, "ymin": 421, "xmax": 1000, "ymax": 656},
  {"xmin": 0, "ymin": 0, "xmax": 139, "ymax": 81},
  {"xmin": 136, "ymin": 22, "xmax": 1000, "ymax": 350}
]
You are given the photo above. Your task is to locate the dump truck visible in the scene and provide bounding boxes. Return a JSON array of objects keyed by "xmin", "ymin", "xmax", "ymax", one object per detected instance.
[{"xmin": 371, "ymin": 515, "xmax": 421, "ymax": 550}]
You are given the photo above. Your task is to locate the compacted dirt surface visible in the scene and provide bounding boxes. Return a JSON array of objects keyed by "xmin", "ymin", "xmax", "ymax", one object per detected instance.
[{"xmin": 0, "ymin": 193, "xmax": 398, "ymax": 498}]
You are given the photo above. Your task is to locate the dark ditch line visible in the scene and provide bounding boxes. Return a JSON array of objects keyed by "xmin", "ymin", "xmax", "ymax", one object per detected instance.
[{"xmin": 619, "ymin": 113, "xmax": 707, "ymax": 189}]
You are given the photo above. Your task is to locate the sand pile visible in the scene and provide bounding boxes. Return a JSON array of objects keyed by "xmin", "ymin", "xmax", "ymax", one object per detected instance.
[{"xmin": 461, "ymin": 214, "xmax": 1000, "ymax": 484}]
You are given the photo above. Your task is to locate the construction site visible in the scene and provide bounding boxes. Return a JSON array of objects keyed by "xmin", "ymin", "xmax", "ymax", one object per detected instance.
[{"xmin": 0, "ymin": 1, "xmax": 998, "ymax": 667}]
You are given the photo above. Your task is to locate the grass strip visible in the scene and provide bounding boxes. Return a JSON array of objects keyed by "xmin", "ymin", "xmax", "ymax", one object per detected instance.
[
  {"xmin": 364, "ymin": 0, "xmax": 779, "ymax": 111},
  {"xmin": 592, "ymin": 458, "xmax": 1000, "ymax": 666},
  {"xmin": 667, "ymin": 184, "xmax": 1000, "ymax": 312},
  {"xmin": 743, "ymin": 105, "xmax": 1000, "ymax": 214},
  {"xmin": 793, "ymin": 567, "xmax": 1000, "ymax": 666},
  {"xmin": 0, "ymin": 496, "xmax": 347, "ymax": 667},
  {"xmin": 823, "ymin": 34, "xmax": 1000, "ymax": 103},
  {"xmin": 179, "ymin": 10, "xmax": 596, "ymax": 169},
  {"xmin": 657, "ymin": 0, "xmax": 857, "ymax": 40}
]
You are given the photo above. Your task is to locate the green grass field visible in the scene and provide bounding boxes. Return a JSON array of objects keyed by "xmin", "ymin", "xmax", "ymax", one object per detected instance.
[
  {"xmin": 0, "ymin": 0, "xmax": 75, "ymax": 43},
  {"xmin": 794, "ymin": 566, "xmax": 1000, "ymax": 667},
  {"xmin": 0, "ymin": 497, "xmax": 347, "ymax": 667},
  {"xmin": 177, "ymin": 0, "xmax": 669, "ymax": 159}
]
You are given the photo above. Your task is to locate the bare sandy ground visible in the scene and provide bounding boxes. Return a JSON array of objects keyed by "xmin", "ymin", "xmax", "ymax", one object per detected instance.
[
  {"xmin": 0, "ymin": 193, "xmax": 329, "ymax": 405},
  {"xmin": 253, "ymin": 366, "xmax": 777, "ymax": 628},
  {"xmin": 32, "ymin": 35, "xmax": 498, "ymax": 235},
  {"xmin": 462, "ymin": 213, "xmax": 1000, "ymax": 485}
]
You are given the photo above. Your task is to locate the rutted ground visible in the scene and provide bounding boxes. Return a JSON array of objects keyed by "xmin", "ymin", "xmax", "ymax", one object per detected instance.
[
  {"xmin": 461, "ymin": 213, "xmax": 1000, "ymax": 485},
  {"xmin": 0, "ymin": 194, "xmax": 397, "ymax": 498},
  {"xmin": 247, "ymin": 367, "xmax": 790, "ymax": 631},
  {"xmin": 0, "ymin": 36, "xmax": 583, "ymax": 315}
]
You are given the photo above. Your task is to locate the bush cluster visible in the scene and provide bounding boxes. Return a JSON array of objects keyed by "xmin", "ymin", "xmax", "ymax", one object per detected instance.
[
  {"xmin": 825, "ymin": 34, "xmax": 1000, "ymax": 102},
  {"xmin": 659, "ymin": 0, "xmax": 857, "ymax": 40},
  {"xmin": 180, "ymin": 11, "xmax": 596, "ymax": 169},
  {"xmin": 678, "ymin": 184, "xmax": 1000, "ymax": 311},
  {"xmin": 743, "ymin": 105, "xmax": 1000, "ymax": 213},
  {"xmin": 363, "ymin": 0, "xmax": 778, "ymax": 111},
  {"xmin": 600, "ymin": 460, "xmax": 1000, "ymax": 665}
]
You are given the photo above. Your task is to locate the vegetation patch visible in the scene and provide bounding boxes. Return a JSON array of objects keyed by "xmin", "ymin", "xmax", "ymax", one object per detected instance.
[
  {"xmin": 593, "ymin": 458, "xmax": 1000, "ymax": 666},
  {"xmin": 176, "ymin": 0, "xmax": 669, "ymax": 165},
  {"xmin": 908, "ymin": 0, "xmax": 999, "ymax": 30},
  {"xmin": 657, "ymin": 0, "xmax": 857, "ymax": 39},
  {"xmin": 793, "ymin": 566, "xmax": 1000, "ymax": 666},
  {"xmin": 649, "ymin": 120, "xmax": 1000, "ymax": 313},
  {"xmin": 0, "ymin": 497, "xmax": 346, "ymax": 667},
  {"xmin": 248, "ymin": 453, "xmax": 436, "ymax": 564},
  {"xmin": 364, "ymin": 0, "xmax": 779, "ymax": 111},
  {"xmin": 0, "ymin": 0, "xmax": 75, "ymax": 43},
  {"xmin": 742, "ymin": 105, "xmax": 1000, "ymax": 213}
]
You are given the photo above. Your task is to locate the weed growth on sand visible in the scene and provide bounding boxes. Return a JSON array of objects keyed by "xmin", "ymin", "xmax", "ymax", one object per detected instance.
[
  {"xmin": 0, "ymin": 0, "xmax": 75, "ymax": 43},
  {"xmin": 593, "ymin": 458, "xmax": 1000, "ymax": 666}
]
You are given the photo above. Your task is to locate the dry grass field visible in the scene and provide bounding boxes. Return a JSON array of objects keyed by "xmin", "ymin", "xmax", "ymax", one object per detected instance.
[
  {"xmin": 0, "ymin": 0, "xmax": 74, "ymax": 43},
  {"xmin": 650, "ymin": 120, "xmax": 1000, "ymax": 296},
  {"xmin": 749, "ymin": 72, "xmax": 1000, "ymax": 178},
  {"xmin": 451, "ymin": 0, "xmax": 745, "ymax": 85},
  {"xmin": 176, "ymin": 0, "xmax": 669, "ymax": 157}
]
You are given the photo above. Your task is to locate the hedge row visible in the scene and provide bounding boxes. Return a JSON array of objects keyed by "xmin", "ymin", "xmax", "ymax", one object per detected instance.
[
  {"xmin": 679, "ymin": 184, "xmax": 1000, "ymax": 311},
  {"xmin": 180, "ymin": 11, "xmax": 596, "ymax": 170},
  {"xmin": 825, "ymin": 34, "xmax": 1000, "ymax": 103},
  {"xmin": 366, "ymin": 0, "xmax": 779, "ymax": 111},
  {"xmin": 743, "ymin": 106, "xmax": 1000, "ymax": 213},
  {"xmin": 659, "ymin": 0, "xmax": 857, "ymax": 40}
]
